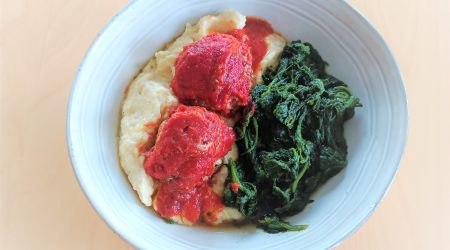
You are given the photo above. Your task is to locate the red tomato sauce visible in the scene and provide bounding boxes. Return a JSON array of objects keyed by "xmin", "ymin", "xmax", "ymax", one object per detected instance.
[
  {"xmin": 171, "ymin": 33, "xmax": 252, "ymax": 116},
  {"xmin": 243, "ymin": 17, "xmax": 275, "ymax": 72},
  {"xmin": 154, "ymin": 180, "xmax": 224, "ymax": 224},
  {"xmin": 144, "ymin": 105, "xmax": 235, "ymax": 223}
]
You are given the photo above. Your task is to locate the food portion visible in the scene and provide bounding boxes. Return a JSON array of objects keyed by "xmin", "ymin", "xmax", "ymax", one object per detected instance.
[
  {"xmin": 145, "ymin": 105, "xmax": 235, "ymax": 225},
  {"xmin": 119, "ymin": 10, "xmax": 360, "ymax": 233},
  {"xmin": 171, "ymin": 16, "xmax": 286, "ymax": 116},
  {"xmin": 119, "ymin": 10, "xmax": 250, "ymax": 206},
  {"xmin": 171, "ymin": 33, "xmax": 252, "ymax": 116},
  {"xmin": 224, "ymin": 41, "xmax": 362, "ymax": 232},
  {"xmin": 144, "ymin": 105, "xmax": 235, "ymax": 185}
]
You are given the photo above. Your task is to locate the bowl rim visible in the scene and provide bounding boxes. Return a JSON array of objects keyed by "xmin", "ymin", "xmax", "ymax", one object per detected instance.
[{"xmin": 66, "ymin": 0, "xmax": 408, "ymax": 248}]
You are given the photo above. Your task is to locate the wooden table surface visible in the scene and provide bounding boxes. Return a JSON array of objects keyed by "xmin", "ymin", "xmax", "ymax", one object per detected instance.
[{"xmin": 1, "ymin": 0, "xmax": 449, "ymax": 249}]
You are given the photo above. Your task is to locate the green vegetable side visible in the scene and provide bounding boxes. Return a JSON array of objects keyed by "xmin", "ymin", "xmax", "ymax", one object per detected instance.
[{"xmin": 223, "ymin": 41, "xmax": 362, "ymax": 233}]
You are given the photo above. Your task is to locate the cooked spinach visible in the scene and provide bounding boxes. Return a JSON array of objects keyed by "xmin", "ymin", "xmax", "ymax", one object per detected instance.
[{"xmin": 223, "ymin": 41, "xmax": 362, "ymax": 233}]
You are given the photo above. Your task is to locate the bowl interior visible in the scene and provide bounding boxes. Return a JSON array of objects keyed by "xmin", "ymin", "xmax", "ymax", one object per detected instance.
[{"xmin": 67, "ymin": 0, "xmax": 407, "ymax": 249}]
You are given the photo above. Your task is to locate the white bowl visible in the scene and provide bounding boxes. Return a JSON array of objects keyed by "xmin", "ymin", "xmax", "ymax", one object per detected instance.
[{"xmin": 67, "ymin": 0, "xmax": 408, "ymax": 249}]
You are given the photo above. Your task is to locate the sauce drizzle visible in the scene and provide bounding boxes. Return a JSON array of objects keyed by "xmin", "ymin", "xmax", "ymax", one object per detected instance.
[{"xmin": 243, "ymin": 17, "xmax": 275, "ymax": 72}]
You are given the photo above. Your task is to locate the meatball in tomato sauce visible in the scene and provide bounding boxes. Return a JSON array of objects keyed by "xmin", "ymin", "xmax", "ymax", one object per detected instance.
[
  {"xmin": 143, "ymin": 105, "xmax": 236, "ymax": 224},
  {"xmin": 171, "ymin": 33, "xmax": 252, "ymax": 116}
]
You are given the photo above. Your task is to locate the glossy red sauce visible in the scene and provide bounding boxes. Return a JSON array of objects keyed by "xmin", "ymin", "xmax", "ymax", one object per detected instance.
[
  {"xmin": 243, "ymin": 17, "xmax": 275, "ymax": 72},
  {"xmin": 144, "ymin": 105, "xmax": 235, "ymax": 223},
  {"xmin": 171, "ymin": 33, "xmax": 252, "ymax": 116},
  {"xmin": 154, "ymin": 180, "xmax": 224, "ymax": 224}
]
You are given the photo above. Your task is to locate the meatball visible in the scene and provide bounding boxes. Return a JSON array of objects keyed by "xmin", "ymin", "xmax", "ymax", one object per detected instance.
[
  {"xmin": 171, "ymin": 33, "xmax": 253, "ymax": 116},
  {"xmin": 144, "ymin": 105, "xmax": 236, "ymax": 224},
  {"xmin": 144, "ymin": 105, "xmax": 235, "ymax": 188}
]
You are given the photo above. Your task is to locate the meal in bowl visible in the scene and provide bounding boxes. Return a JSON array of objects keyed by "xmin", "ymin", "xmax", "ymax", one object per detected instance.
[{"xmin": 119, "ymin": 10, "xmax": 361, "ymax": 233}]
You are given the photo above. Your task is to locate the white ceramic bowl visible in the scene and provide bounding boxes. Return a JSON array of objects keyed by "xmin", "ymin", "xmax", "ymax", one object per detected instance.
[{"xmin": 67, "ymin": 0, "xmax": 408, "ymax": 249}]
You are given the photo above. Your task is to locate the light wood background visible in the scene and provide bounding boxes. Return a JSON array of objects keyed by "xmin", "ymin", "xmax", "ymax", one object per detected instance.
[{"xmin": 1, "ymin": 0, "xmax": 449, "ymax": 249}]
